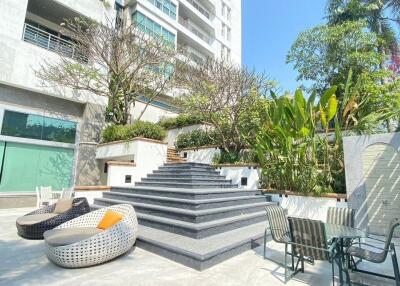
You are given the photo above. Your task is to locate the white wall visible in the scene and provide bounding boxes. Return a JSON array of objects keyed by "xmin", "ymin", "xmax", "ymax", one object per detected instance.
[
  {"xmin": 131, "ymin": 101, "xmax": 178, "ymax": 123},
  {"xmin": 179, "ymin": 147, "xmax": 220, "ymax": 164},
  {"xmin": 217, "ymin": 166, "xmax": 260, "ymax": 189},
  {"xmin": 97, "ymin": 138, "xmax": 167, "ymax": 186},
  {"xmin": 270, "ymin": 194, "xmax": 348, "ymax": 222},
  {"xmin": 167, "ymin": 124, "xmax": 210, "ymax": 147}
]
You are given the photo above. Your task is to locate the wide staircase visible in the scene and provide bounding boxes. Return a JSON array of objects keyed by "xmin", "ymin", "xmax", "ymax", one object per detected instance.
[
  {"xmin": 167, "ymin": 148, "xmax": 186, "ymax": 163},
  {"xmin": 93, "ymin": 162, "xmax": 273, "ymax": 270}
]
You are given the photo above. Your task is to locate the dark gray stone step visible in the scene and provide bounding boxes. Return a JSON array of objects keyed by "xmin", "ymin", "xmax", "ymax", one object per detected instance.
[
  {"xmin": 136, "ymin": 222, "xmax": 266, "ymax": 271},
  {"xmin": 110, "ymin": 186, "xmax": 263, "ymax": 200},
  {"xmin": 102, "ymin": 191, "xmax": 270, "ymax": 210},
  {"xmin": 93, "ymin": 197, "xmax": 272, "ymax": 223},
  {"xmin": 135, "ymin": 181, "xmax": 238, "ymax": 189},
  {"xmin": 153, "ymin": 169, "xmax": 221, "ymax": 176},
  {"xmin": 136, "ymin": 211, "xmax": 266, "ymax": 239},
  {"xmin": 147, "ymin": 173, "xmax": 225, "ymax": 179},
  {"xmin": 164, "ymin": 162, "xmax": 211, "ymax": 167},
  {"xmin": 141, "ymin": 177, "xmax": 232, "ymax": 184},
  {"xmin": 158, "ymin": 165, "xmax": 216, "ymax": 172}
]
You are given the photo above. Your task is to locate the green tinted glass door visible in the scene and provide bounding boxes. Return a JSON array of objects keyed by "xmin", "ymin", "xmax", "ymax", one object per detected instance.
[{"xmin": 0, "ymin": 142, "xmax": 74, "ymax": 193}]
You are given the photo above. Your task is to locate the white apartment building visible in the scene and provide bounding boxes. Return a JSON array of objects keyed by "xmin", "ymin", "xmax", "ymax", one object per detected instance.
[
  {"xmin": 0, "ymin": 0, "xmax": 241, "ymax": 199},
  {"xmin": 125, "ymin": 0, "xmax": 242, "ymax": 121}
]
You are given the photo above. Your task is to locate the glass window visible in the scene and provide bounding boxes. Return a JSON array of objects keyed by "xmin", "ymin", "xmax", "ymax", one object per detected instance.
[
  {"xmin": 1, "ymin": 110, "xmax": 77, "ymax": 144},
  {"xmin": 145, "ymin": 0, "xmax": 176, "ymax": 19},
  {"xmin": 133, "ymin": 12, "xmax": 175, "ymax": 47}
]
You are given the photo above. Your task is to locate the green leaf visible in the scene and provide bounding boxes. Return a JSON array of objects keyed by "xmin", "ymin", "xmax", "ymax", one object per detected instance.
[
  {"xmin": 320, "ymin": 86, "xmax": 337, "ymax": 107},
  {"xmin": 327, "ymin": 95, "xmax": 338, "ymax": 121},
  {"xmin": 319, "ymin": 104, "xmax": 327, "ymax": 128}
]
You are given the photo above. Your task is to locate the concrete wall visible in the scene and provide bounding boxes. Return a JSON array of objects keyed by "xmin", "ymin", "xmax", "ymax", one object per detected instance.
[
  {"xmin": 97, "ymin": 138, "xmax": 168, "ymax": 186},
  {"xmin": 131, "ymin": 101, "xmax": 178, "ymax": 123},
  {"xmin": 271, "ymin": 194, "xmax": 348, "ymax": 222},
  {"xmin": 179, "ymin": 146, "xmax": 221, "ymax": 164},
  {"xmin": 343, "ymin": 132, "xmax": 400, "ymax": 235},
  {"xmin": 216, "ymin": 166, "xmax": 260, "ymax": 189}
]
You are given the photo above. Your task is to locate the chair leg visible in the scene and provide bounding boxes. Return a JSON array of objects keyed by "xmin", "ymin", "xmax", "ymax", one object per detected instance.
[
  {"xmin": 391, "ymin": 243, "xmax": 400, "ymax": 286},
  {"xmin": 263, "ymin": 228, "xmax": 267, "ymax": 259},
  {"xmin": 284, "ymin": 243, "xmax": 288, "ymax": 284},
  {"xmin": 331, "ymin": 254, "xmax": 335, "ymax": 286}
]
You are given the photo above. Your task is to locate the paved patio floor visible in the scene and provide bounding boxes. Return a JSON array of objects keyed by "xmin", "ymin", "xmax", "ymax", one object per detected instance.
[{"xmin": 1, "ymin": 208, "xmax": 399, "ymax": 286}]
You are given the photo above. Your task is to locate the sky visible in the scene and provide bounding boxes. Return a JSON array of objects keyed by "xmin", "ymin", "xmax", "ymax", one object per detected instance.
[{"xmin": 242, "ymin": 0, "xmax": 327, "ymax": 93}]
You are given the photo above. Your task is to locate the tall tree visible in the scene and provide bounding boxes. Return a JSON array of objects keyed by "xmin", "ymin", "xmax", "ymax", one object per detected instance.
[
  {"xmin": 37, "ymin": 16, "xmax": 180, "ymax": 125},
  {"xmin": 327, "ymin": 0, "xmax": 400, "ymax": 73}
]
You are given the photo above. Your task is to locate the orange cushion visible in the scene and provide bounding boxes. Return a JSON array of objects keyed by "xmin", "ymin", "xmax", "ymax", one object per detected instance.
[{"xmin": 97, "ymin": 210, "xmax": 123, "ymax": 230}]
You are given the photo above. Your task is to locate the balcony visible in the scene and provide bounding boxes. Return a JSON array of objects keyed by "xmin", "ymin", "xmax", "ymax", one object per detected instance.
[
  {"xmin": 178, "ymin": 17, "xmax": 212, "ymax": 45},
  {"xmin": 22, "ymin": 23, "xmax": 87, "ymax": 63}
]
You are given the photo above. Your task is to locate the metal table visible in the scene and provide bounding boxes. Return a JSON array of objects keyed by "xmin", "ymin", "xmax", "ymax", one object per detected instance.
[{"xmin": 325, "ymin": 223, "xmax": 367, "ymax": 285}]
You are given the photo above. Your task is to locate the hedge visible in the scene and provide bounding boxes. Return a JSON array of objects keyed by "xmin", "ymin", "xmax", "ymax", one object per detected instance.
[
  {"xmin": 175, "ymin": 129, "xmax": 219, "ymax": 149},
  {"xmin": 158, "ymin": 114, "xmax": 206, "ymax": 130},
  {"xmin": 102, "ymin": 121, "xmax": 167, "ymax": 143}
]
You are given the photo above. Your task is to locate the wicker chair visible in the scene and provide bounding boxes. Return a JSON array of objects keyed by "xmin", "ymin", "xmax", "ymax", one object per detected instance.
[
  {"xmin": 45, "ymin": 204, "xmax": 138, "ymax": 268},
  {"xmin": 16, "ymin": 198, "xmax": 90, "ymax": 239},
  {"xmin": 286, "ymin": 217, "xmax": 338, "ymax": 284}
]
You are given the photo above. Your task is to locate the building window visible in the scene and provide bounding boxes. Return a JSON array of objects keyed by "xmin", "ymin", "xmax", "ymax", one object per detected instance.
[
  {"xmin": 1, "ymin": 110, "xmax": 77, "ymax": 144},
  {"xmin": 227, "ymin": 27, "xmax": 231, "ymax": 42},
  {"xmin": 104, "ymin": 163, "xmax": 108, "ymax": 173},
  {"xmin": 227, "ymin": 7, "xmax": 231, "ymax": 21},
  {"xmin": 183, "ymin": 152, "xmax": 188, "ymax": 158},
  {"xmin": 146, "ymin": 0, "xmax": 177, "ymax": 19},
  {"xmin": 241, "ymin": 177, "xmax": 248, "ymax": 186},
  {"xmin": 133, "ymin": 12, "xmax": 176, "ymax": 47},
  {"xmin": 187, "ymin": 0, "xmax": 210, "ymax": 19}
]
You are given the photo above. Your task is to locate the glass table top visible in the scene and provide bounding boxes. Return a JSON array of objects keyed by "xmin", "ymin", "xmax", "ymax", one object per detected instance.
[{"xmin": 324, "ymin": 223, "xmax": 367, "ymax": 240}]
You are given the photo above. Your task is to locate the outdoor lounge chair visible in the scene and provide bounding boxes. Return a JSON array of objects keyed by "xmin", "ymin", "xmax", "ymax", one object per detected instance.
[
  {"xmin": 16, "ymin": 198, "xmax": 90, "ymax": 239},
  {"xmin": 347, "ymin": 217, "xmax": 400, "ymax": 286},
  {"xmin": 326, "ymin": 207, "xmax": 355, "ymax": 227},
  {"xmin": 286, "ymin": 217, "xmax": 338, "ymax": 284},
  {"xmin": 44, "ymin": 204, "xmax": 138, "ymax": 268},
  {"xmin": 264, "ymin": 204, "xmax": 292, "ymax": 267}
]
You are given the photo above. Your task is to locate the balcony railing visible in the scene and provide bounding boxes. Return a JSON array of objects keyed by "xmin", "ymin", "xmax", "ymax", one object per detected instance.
[
  {"xmin": 22, "ymin": 23, "xmax": 88, "ymax": 63},
  {"xmin": 186, "ymin": 0, "xmax": 211, "ymax": 19},
  {"xmin": 179, "ymin": 18, "xmax": 212, "ymax": 45}
]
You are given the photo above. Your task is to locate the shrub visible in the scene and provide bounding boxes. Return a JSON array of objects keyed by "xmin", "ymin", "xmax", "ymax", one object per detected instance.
[
  {"xmin": 102, "ymin": 121, "xmax": 166, "ymax": 143},
  {"xmin": 175, "ymin": 130, "xmax": 218, "ymax": 149},
  {"xmin": 212, "ymin": 150, "xmax": 259, "ymax": 164},
  {"xmin": 158, "ymin": 114, "xmax": 206, "ymax": 129}
]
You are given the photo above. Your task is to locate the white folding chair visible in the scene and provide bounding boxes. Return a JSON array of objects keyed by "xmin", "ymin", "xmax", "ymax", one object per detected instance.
[
  {"xmin": 60, "ymin": 187, "xmax": 74, "ymax": 200},
  {"xmin": 36, "ymin": 186, "xmax": 52, "ymax": 208}
]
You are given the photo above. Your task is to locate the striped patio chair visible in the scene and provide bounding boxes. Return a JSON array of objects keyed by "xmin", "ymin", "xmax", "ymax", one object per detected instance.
[
  {"xmin": 264, "ymin": 205, "xmax": 292, "ymax": 268},
  {"xmin": 326, "ymin": 207, "xmax": 355, "ymax": 227},
  {"xmin": 347, "ymin": 218, "xmax": 400, "ymax": 286},
  {"xmin": 286, "ymin": 217, "xmax": 338, "ymax": 284}
]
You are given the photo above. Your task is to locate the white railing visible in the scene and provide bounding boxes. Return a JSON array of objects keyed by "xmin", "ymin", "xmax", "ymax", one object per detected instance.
[
  {"xmin": 186, "ymin": 0, "xmax": 211, "ymax": 19},
  {"xmin": 22, "ymin": 23, "xmax": 88, "ymax": 63},
  {"xmin": 178, "ymin": 17, "xmax": 212, "ymax": 45}
]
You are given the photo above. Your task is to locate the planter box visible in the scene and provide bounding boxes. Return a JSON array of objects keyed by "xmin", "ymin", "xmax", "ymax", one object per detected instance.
[
  {"xmin": 96, "ymin": 137, "xmax": 167, "ymax": 186},
  {"xmin": 214, "ymin": 164, "xmax": 260, "ymax": 189},
  {"xmin": 178, "ymin": 146, "xmax": 221, "ymax": 164}
]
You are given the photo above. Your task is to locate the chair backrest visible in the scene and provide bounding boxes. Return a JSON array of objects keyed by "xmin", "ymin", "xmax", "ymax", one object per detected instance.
[
  {"xmin": 60, "ymin": 188, "xmax": 74, "ymax": 200},
  {"xmin": 382, "ymin": 218, "xmax": 400, "ymax": 259},
  {"xmin": 326, "ymin": 207, "xmax": 355, "ymax": 227},
  {"xmin": 265, "ymin": 204, "xmax": 290, "ymax": 243},
  {"xmin": 40, "ymin": 186, "xmax": 52, "ymax": 201},
  {"xmin": 288, "ymin": 217, "xmax": 329, "ymax": 261}
]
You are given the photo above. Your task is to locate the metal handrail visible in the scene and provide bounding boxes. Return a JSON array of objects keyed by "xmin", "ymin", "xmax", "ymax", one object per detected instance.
[{"xmin": 22, "ymin": 23, "xmax": 87, "ymax": 63}]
